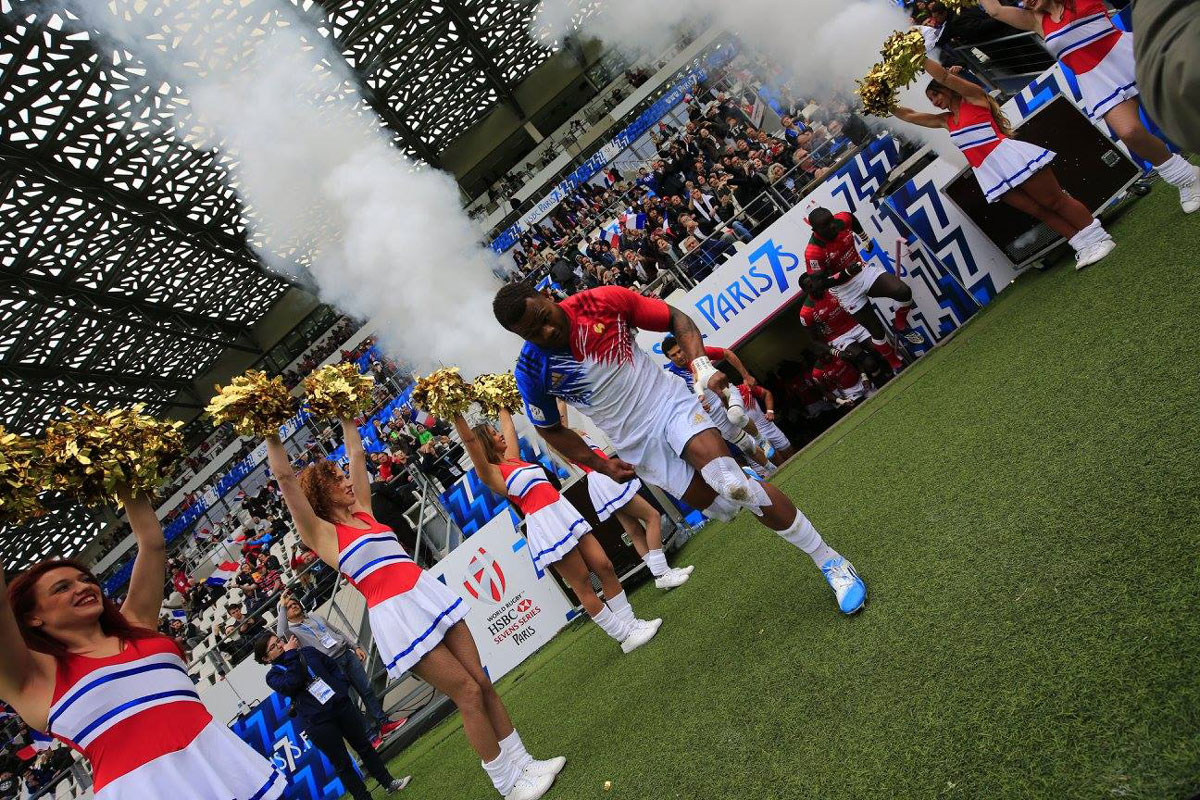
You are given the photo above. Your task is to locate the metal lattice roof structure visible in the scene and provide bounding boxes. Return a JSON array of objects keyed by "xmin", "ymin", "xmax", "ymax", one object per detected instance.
[{"xmin": 0, "ymin": 0, "xmax": 559, "ymax": 564}]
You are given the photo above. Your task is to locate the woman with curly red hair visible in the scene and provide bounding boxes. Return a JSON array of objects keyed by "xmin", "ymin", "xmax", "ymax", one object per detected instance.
[
  {"xmin": 264, "ymin": 419, "xmax": 563, "ymax": 800},
  {"xmin": 0, "ymin": 488, "xmax": 283, "ymax": 800}
]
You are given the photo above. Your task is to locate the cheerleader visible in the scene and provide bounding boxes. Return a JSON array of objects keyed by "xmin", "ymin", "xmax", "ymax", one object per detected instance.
[
  {"xmin": 0, "ymin": 488, "xmax": 283, "ymax": 800},
  {"xmin": 265, "ymin": 421, "xmax": 563, "ymax": 800},
  {"xmin": 453, "ymin": 409, "xmax": 663, "ymax": 652},
  {"xmin": 552, "ymin": 401, "xmax": 694, "ymax": 590},
  {"xmin": 893, "ymin": 59, "xmax": 1117, "ymax": 269},
  {"xmin": 979, "ymin": 0, "xmax": 1199, "ymax": 213}
]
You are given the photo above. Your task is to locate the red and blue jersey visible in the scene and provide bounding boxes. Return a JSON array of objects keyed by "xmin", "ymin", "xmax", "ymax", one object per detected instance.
[{"xmin": 515, "ymin": 287, "xmax": 685, "ymax": 453}]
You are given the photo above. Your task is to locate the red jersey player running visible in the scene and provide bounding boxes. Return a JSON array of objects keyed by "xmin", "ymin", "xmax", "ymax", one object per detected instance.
[
  {"xmin": 495, "ymin": 283, "xmax": 866, "ymax": 615},
  {"xmin": 798, "ymin": 271, "xmax": 894, "ymax": 388},
  {"xmin": 735, "ymin": 382, "xmax": 795, "ymax": 463},
  {"xmin": 804, "ymin": 207, "xmax": 922, "ymax": 365}
]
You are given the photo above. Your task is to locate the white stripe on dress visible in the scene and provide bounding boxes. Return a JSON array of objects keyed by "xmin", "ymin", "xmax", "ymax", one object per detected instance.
[
  {"xmin": 338, "ymin": 533, "xmax": 414, "ymax": 582},
  {"xmin": 48, "ymin": 652, "xmax": 202, "ymax": 748},
  {"xmin": 1043, "ymin": 13, "xmax": 1114, "ymax": 59},
  {"xmin": 505, "ymin": 465, "xmax": 551, "ymax": 498}
]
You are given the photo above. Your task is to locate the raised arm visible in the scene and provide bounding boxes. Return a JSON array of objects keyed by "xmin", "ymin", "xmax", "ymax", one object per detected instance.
[
  {"xmin": 497, "ymin": 409, "xmax": 521, "ymax": 461},
  {"xmin": 0, "ymin": 568, "xmax": 51, "ymax": 715},
  {"xmin": 265, "ymin": 435, "xmax": 336, "ymax": 559},
  {"xmin": 892, "ymin": 105, "xmax": 950, "ymax": 129},
  {"xmin": 978, "ymin": 0, "xmax": 1038, "ymax": 32},
  {"xmin": 451, "ymin": 413, "xmax": 506, "ymax": 496},
  {"xmin": 925, "ymin": 58, "xmax": 990, "ymax": 104},
  {"xmin": 118, "ymin": 488, "xmax": 168, "ymax": 628},
  {"xmin": 340, "ymin": 419, "xmax": 373, "ymax": 515}
]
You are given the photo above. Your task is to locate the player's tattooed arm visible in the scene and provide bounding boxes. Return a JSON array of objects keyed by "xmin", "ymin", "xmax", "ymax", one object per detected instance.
[{"xmin": 666, "ymin": 305, "xmax": 707, "ymax": 364}]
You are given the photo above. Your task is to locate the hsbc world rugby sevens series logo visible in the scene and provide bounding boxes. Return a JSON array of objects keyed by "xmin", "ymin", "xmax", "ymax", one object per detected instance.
[{"xmin": 463, "ymin": 547, "xmax": 507, "ymax": 604}]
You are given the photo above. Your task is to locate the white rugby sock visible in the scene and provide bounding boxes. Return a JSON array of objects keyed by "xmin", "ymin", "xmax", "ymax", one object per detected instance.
[
  {"xmin": 482, "ymin": 752, "xmax": 521, "ymax": 795},
  {"xmin": 643, "ymin": 549, "xmax": 669, "ymax": 577},
  {"xmin": 605, "ymin": 590, "xmax": 636, "ymax": 625},
  {"xmin": 778, "ymin": 509, "xmax": 839, "ymax": 567},
  {"xmin": 1155, "ymin": 153, "xmax": 1197, "ymax": 187},
  {"xmin": 592, "ymin": 606, "xmax": 632, "ymax": 641},
  {"xmin": 498, "ymin": 729, "xmax": 533, "ymax": 770}
]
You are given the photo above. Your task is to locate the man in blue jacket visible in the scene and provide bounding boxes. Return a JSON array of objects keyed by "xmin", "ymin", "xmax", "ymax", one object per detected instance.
[{"xmin": 256, "ymin": 634, "xmax": 411, "ymax": 799}]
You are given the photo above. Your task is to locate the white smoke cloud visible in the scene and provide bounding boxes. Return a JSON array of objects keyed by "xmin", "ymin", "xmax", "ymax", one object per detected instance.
[
  {"xmin": 534, "ymin": 0, "xmax": 966, "ymax": 164},
  {"xmin": 73, "ymin": 0, "xmax": 514, "ymax": 375},
  {"xmin": 536, "ymin": 0, "xmax": 910, "ymax": 95}
]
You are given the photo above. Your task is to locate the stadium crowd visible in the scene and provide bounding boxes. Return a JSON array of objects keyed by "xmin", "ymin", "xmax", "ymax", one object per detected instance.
[{"xmin": 505, "ymin": 74, "xmax": 872, "ymax": 295}]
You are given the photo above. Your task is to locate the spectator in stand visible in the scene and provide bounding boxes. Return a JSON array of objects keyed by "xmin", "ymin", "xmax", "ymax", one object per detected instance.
[
  {"xmin": 227, "ymin": 602, "xmax": 266, "ymax": 638},
  {"xmin": 255, "ymin": 634, "xmax": 411, "ymax": 799}
]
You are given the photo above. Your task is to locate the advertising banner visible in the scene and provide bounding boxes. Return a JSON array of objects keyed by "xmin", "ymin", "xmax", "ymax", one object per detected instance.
[
  {"xmin": 230, "ymin": 693, "xmax": 345, "ymax": 800},
  {"xmin": 427, "ymin": 512, "xmax": 575, "ymax": 680},
  {"xmin": 636, "ymin": 136, "xmax": 1017, "ymax": 360}
]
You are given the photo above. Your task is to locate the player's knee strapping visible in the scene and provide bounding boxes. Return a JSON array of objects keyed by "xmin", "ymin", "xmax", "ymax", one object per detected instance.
[
  {"xmin": 700, "ymin": 456, "xmax": 771, "ymax": 516},
  {"xmin": 703, "ymin": 495, "xmax": 739, "ymax": 522}
]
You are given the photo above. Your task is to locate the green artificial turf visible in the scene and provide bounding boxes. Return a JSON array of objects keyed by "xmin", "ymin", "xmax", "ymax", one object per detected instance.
[{"xmin": 363, "ymin": 181, "xmax": 1200, "ymax": 799}]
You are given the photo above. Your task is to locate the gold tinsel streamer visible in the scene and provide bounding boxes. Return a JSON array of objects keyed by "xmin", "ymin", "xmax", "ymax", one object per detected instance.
[
  {"xmin": 41, "ymin": 405, "xmax": 183, "ymax": 504},
  {"xmin": 879, "ymin": 28, "xmax": 929, "ymax": 89},
  {"xmin": 411, "ymin": 368, "xmax": 476, "ymax": 420},
  {"xmin": 206, "ymin": 370, "xmax": 298, "ymax": 437},
  {"xmin": 0, "ymin": 428, "xmax": 47, "ymax": 524},
  {"xmin": 938, "ymin": 0, "xmax": 978, "ymax": 13},
  {"xmin": 857, "ymin": 63, "xmax": 900, "ymax": 117},
  {"xmin": 472, "ymin": 373, "xmax": 522, "ymax": 418},
  {"xmin": 302, "ymin": 363, "xmax": 376, "ymax": 420}
]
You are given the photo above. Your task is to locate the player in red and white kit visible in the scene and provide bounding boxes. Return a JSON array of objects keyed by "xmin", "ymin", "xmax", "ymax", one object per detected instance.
[
  {"xmin": 812, "ymin": 353, "xmax": 871, "ymax": 404},
  {"xmin": 804, "ymin": 207, "xmax": 923, "ymax": 365},
  {"xmin": 798, "ymin": 272, "xmax": 895, "ymax": 387},
  {"xmin": 735, "ymin": 382, "xmax": 795, "ymax": 463},
  {"xmin": 495, "ymin": 282, "xmax": 866, "ymax": 615}
]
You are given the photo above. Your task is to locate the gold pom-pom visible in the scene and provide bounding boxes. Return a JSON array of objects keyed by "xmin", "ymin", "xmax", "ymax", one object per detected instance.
[
  {"xmin": 472, "ymin": 372, "xmax": 522, "ymax": 418},
  {"xmin": 411, "ymin": 368, "xmax": 476, "ymax": 420},
  {"xmin": 856, "ymin": 63, "xmax": 900, "ymax": 117},
  {"xmin": 302, "ymin": 363, "xmax": 376, "ymax": 420},
  {"xmin": 939, "ymin": 0, "xmax": 978, "ymax": 12},
  {"xmin": 206, "ymin": 370, "xmax": 299, "ymax": 438},
  {"xmin": 0, "ymin": 428, "xmax": 47, "ymax": 524},
  {"xmin": 42, "ymin": 405, "xmax": 183, "ymax": 505},
  {"xmin": 880, "ymin": 28, "xmax": 929, "ymax": 88}
]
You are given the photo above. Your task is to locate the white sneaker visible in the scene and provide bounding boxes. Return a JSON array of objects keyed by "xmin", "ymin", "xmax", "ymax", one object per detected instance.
[
  {"xmin": 654, "ymin": 567, "xmax": 691, "ymax": 589},
  {"xmin": 678, "ymin": 564, "xmax": 696, "ymax": 575},
  {"xmin": 1179, "ymin": 169, "xmax": 1200, "ymax": 213},
  {"xmin": 387, "ymin": 775, "xmax": 412, "ymax": 792},
  {"xmin": 504, "ymin": 770, "xmax": 554, "ymax": 800},
  {"xmin": 521, "ymin": 756, "xmax": 566, "ymax": 777},
  {"xmin": 620, "ymin": 618, "xmax": 662, "ymax": 653},
  {"xmin": 1074, "ymin": 238, "xmax": 1116, "ymax": 270}
]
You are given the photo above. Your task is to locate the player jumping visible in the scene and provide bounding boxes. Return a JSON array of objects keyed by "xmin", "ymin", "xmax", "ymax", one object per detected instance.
[
  {"xmin": 805, "ymin": 206, "xmax": 922, "ymax": 367},
  {"xmin": 493, "ymin": 282, "xmax": 866, "ymax": 615},
  {"xmin": 798, "ymin": 271, "xmax": 894, "ymax": 389}
]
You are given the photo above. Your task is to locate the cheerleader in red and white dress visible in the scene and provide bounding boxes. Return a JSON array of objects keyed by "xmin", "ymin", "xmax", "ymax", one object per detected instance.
[
  {"xmin": 0, "ymin": 489, "xmax": 283, "ymax": 800},
  {"xmin": 266, "ymin": 421, "xmax": 563, "ymax": 800},
  {"xmin": 893, "ymin": 59, "xmax": 1116, "ymax": 269},
  {"xmin": 453, "ymin": 408, "xmax": 663, "ymax": 648},
  {"xmin": 979, "ymin": 0, "xmax": 1199, "ymax": 214},
  {"xmin": 552, "ymin": 400, "xmax": 694, "ymax": 590}
]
